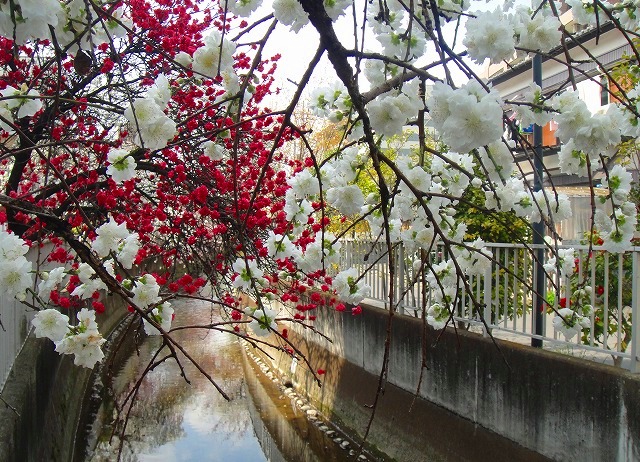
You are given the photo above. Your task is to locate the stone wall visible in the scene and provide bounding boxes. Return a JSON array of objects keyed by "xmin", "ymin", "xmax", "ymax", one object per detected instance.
[
  {"xmin": 252, "ymin": 303, "xmax": 640, "ymax": 462},
  {"xmin": 0, "ymin": 296, "xmax": 129, "ymax": 462}
]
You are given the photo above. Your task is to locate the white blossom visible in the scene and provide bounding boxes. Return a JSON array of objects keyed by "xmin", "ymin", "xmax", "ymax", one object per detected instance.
[
  {"xmin": 367, "ymin": 95, "xmax": 406, "ymax": 137},
  {"xmin": 512, "ymin": 7, "xmax": 562, "ymax": 54},
  {"xmin": 565, "ymin": 0, "xmax": 601, "ymax": 26},
  {"xmin": 232, "ymin": 258, "xmax": 264, "ymax": 290},
  {"xmin": 53, "ymin": 309, "xmax": 105, "ymax": 368},
  {"xmin": 143, "ymin": 302, "xmax": 174, "ymax": 335},
  {"xmin": 273, "ymin": 0, "xmax": 310, "ymax": 33},
  {"xmin": 123, "ymin": 99, "xmax": 176, "ymax": 151},
  {"xmin": 288, "ymin": 169, "xmax": 320, "ymax": 198},
  {"xmin": 515, "ymin": 83, "xmax": 554, "ymax": 128},
  {"xmin": 203, "ymin": 141, "xmax": 225, "ymax": 161},
  {"xmin": 0, "ymin": 85, "xmax": 43, "ymax": 119},
  {"xmin": 248, "ymin": 306, "xmax": 279, "ymax": 337},
  {"xmin": 106, "ymin": 149, "xmax": 137, "ymax": 184},
  {"xmin": 193, "ymin": 31, "xmax": 236, "ymax": 77},
  {"xmin": 32, "ymin": 309, "xmax": 69, "ymax": 342},
  {"xmin": 225, "ymin": 0, "xmax": 261, "ymax": 17},
  {"xmin": 602, "ymin": 165, "xmax": 633, "ymax": 202},
  {"xmin": 333, "ymin": 267, "xmax": 371, "ymax": 305},
  {"xmin": 0, "ymin": 257, "xmax": 33, "ymax": 301},
  {"xmin": 131, "ymin": 274, "xmax": 162, "ymax": 308},
  {"xmin": 117, "ymin": 235, "xmax": 140, "ymax": 269},
  {"xmin": 0, "ymin": 228, "xmax": 29, "ymax": 260},
  {"xmin": 174, "ymin": 51, "xmax": 193, "ymax": 68},
  {"xmin": 324, "ymin": 0, "xmax": 351, "ymax": 21},
  {"xmin": 558, "ymin": 140, "xmax": 589, "ymax": 177},
  {"xmin": 463, "ymin": 9, "xmax": 516, "ymax": 65},
  {"xmin": 147, "ymin": 75, "xmax": 172, "ymax": 107},
  {"xmin": 326, "ymin": 185, "xmax": 365, "ymax": 216},
  {"xmin": 427, "ymin": 81, "xmax": 503, "ymax": 153},
  {"xmin": 553, "ymin": 307, "xmax": 590, "ymax": 340},
  {"xmin": 37, "ymin": 267, "xmax": 67, "ymax": 301},
  {"xmin": 92, "ymin": 217, "xmax": 130, "ymax": 257},
  {"xmin": 427, "ymin": 303, "xmax": 450, "ymax": 330},
  {"xmin": 71, "ymin": 263, "xmax": 107, "ymax": 299}
]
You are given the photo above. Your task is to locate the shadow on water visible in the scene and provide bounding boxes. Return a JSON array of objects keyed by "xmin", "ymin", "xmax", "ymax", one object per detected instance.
[{"xmin": 82, "ymin": 299, "xmax": 366, "ymax": 462}]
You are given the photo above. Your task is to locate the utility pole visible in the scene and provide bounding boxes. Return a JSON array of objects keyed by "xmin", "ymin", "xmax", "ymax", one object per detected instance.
[{"xmin": 532, "ymin": 54, "xmax": 545, "ymax": 348}]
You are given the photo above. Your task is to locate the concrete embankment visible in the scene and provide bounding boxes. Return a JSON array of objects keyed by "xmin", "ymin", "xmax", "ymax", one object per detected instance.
[
  {"xmin": 250, "ymin": 302, "xmax": 639, "ymax": 462},
  {"xmin": 0, "ymin": 297, "xmax": 128, "ymax": 462}
]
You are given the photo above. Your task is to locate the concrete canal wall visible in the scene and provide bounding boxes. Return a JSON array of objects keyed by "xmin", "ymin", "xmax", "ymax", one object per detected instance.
[
  {"xmin": 255, "ymin": 303, "xmax": 640, "ymax": 462},
  {"xmin": 0, "ymin": 297, "xmax": 128, "ymax": 462}
]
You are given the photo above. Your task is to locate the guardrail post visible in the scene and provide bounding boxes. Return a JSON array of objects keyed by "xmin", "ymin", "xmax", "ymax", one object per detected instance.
[
  {"xmin": 631, "ymin": 251, "xmax": 639, "ymax": 373},
  {"xmin": 398, "ymin": 245, "xmax": 405, "ymax": 314},
  {"xmin": 483, "ymin": 265, "xmax": 492, "ymax": 338}
]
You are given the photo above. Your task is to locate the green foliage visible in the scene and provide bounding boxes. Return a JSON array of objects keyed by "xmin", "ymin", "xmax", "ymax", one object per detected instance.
[
  {"xmin": 556, "ymin": 232, "xmax": 637, "ymax": 358},
  {"xmin": 455, "ymin": 186, "xmax": 531, "ymax": 244}
]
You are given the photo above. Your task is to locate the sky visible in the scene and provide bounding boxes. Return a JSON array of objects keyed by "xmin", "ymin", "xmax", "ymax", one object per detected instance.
[
  {"xmin": 258, "ymin": 2, "xmax": 484, "ymax": 106},
  {"xmin": 254, "ymin": 0, "xmax": 533, "ymax": 109}
]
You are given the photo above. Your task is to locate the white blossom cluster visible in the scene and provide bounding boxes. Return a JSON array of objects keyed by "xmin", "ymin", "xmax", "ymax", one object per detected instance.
[
  {"xmin": 123, "ymin": 75, "xmax": 177, "ymax": 151},
  {"xmin": 544, "ymin": 247, "xmax": 576, "ymax": 278},
  {"xmin": 269, "ymin": 0, "xmax": 350, "ymax": 32},
  {"xmin": 463, "ymin": 6, "xmax": 561, "ymax": 65},
  {"xmin": 426, "ymin": 81, "xmax": 504, "ymax": 153},
  {"xmin": 91, "ymin": 217, "xmax": 140, "ymax": 269},
  {"xmin": 0, "ymin": 84, "xmax": 42, "ymax": 133},
  {"xmin": 296, "ymin": 232, "xmax": 342, "ymax": 274},
  {"xmin": 333, "ymin": 267, "xmax": 371, "ymax": 305},
  {"xmin": 142, "ymin": 302, "xmax": 174, "ymax": 336},
  {"xmin": 232, "ymin": 258, "xmax": 266, "ymax": 290},
  {"xmin": 0, "ymin": 0, "xmax": 130, "ymax": 47},
  {"xmin": 551, "ymin": 285, "xmax": 598, "ymax": 341},
  {"xmin": 367, "ymin": 80, "xmax": 424, "ymax": 138},
  {"xmin": 0, "ymin": 228, "xmax": 33, "ymax": 301},
  {"xmin": 365, "ymin": 0, "xmax": 428, "ymax": 61},
  {"xmin": 596, "ymin": 175, "xmax": 638, "ymax": 253},
  {"xmin": 193, "ymin": 31, "xmax": 236, "ymax": 78},
  {"xmin": 126, "ymin": 273, "xmax": 174, "ymax": 336},
  {"xmin": 309, "ymin": 82, "xmax": 351, "ymax": 123},
  {"xmin": 33, "ymin": 308, "xmax": 106, "ymax": 368},
  {"xmin": 106, "ymin": 149, "xmax": 138, "ymax": 184},
  {"xmin": 247, "ymin": 306, "xmax": 279, "ymax": 337},
  {"xmin": 552, "ymin": 307, "xmax": 591, "ymax": 341}
]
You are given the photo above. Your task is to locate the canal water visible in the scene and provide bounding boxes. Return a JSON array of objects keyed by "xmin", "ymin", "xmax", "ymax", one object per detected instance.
[{"xmin": 83, "ymin": 299, "xmax": 364, "ymax": 462}]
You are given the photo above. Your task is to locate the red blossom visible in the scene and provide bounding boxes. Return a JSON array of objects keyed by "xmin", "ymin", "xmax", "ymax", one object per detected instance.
[{"xmin": 92, "ymin": 301, "xmax": 106, "ymax": 314}]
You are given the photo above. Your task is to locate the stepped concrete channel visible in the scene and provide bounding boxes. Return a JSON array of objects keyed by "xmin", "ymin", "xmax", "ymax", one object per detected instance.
[
  {"xmin": 1, "ymin": 298, "xmax": 638, "ymax": 461},
  {"xmin": 255, "ymin": 302, "xmax": 640, "ymax": 462}
]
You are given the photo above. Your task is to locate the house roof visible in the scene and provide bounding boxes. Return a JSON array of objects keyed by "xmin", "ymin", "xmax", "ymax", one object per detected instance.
[{"xmin": 489, "ymin": 20, "xmax": 625, "ymax": 90}]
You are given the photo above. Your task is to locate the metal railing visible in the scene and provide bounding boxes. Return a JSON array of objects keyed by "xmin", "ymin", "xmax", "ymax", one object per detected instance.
[{"xmin": 340, "ymin": 239, "xmax": 640, "ymax": 372}]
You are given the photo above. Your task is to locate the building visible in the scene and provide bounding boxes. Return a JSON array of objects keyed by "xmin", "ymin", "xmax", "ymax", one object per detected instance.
[{"xmin": 484, "ymin": 6, "xmax": 634, "ymax": 240}]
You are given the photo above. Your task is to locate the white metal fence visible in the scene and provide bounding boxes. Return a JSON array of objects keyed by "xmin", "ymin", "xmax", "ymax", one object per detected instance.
[{"xmin": 341, "ymin": 239, "xmax": 640, "ymax": 372}]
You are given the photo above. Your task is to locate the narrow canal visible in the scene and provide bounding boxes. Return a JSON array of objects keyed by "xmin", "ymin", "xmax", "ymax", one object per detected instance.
[
  {"xmin": 83, "ymin": 299, "xmax": 368, "ymax": 462},
  {"xmin": 81, "ymin": 299, "xmax": 550, "ymax": 462}
]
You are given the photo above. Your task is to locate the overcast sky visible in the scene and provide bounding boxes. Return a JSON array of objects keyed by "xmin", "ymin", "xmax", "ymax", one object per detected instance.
[{"xmin": 259, "ymin": 1, "xmax": 533, "ymax": 107}]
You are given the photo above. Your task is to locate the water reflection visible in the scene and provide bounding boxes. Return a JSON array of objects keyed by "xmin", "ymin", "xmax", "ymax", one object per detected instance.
[
  {"xmin": 243, "ymin": 350, "xmax": 361, "ymax": 462},
  {"xmin": 86, "ymin": 299, "xmax": 268, "ymax": 462}
]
